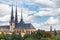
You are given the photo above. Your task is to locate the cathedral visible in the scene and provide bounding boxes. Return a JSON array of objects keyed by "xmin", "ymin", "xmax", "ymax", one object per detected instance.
[{"xmin": 0, "ymin": 4, "xmax": 36, "ymax": 37}]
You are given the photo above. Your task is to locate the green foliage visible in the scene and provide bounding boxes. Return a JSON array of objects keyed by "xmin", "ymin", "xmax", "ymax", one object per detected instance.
[
  {"xmin": 0, "ymin": 30, "xmax": 60, "ymax": 40},
  {"xmin": 0, "ymin": 32, "xmax": 6, "ymax": 39},
  {"xmin": 5, "ymin": 34, "xmax": 11, "ymax": 40},
  {"xmin": 23, "ymin": 34, "xmax": 35, "ymax": 40},
  {"xmin": 53, "ymin": 35, "xmax": 60, "ymax": 40},
  {"xmin": 45, "ymin": 31, "xmax": 53, "ymax": 38},
  {"xmin": 0, "ymin": 32, "xmax": 22, "ymax": 40},
  {"xmin": 24, "ymin": 37, "xmax": 35, "ymax": 40},
  {"xmin": 11, "ymin": 32, "xmax": 22, "ymax": 40},
  {"xmin": 40, "ymin": 38, "xmax": 51, "ymax": 40},
  {"xmin": 23, "ymin": 34, "xmax": 31, "ymax": 40},
  {"xmin": 31, "ymin": 30, "xmax": 46, "ymax": 40}
]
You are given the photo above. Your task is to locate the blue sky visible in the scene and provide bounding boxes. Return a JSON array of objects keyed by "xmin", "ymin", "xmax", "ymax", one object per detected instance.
[{"xmin": 0, "ymin": 0, "xmax": 60, "ymax": 31}]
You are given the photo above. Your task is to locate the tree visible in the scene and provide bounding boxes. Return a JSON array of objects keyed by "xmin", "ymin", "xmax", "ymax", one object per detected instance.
[
  {"xmin": 24, "ymin": 37, "xmax": 35, "ymax": 40},
  {"xmin": 23, "ymin": 34, "xmax": 31, "ymax": 40},
  {"xmin": 16, "ymin": 33, "xmax": 22, "ymax": 40},
  {"xmin": 45, "ymin": 31, "xmax": 53, "ymax": 38},
  {"xmin": 23, "ymin": 34, "xmax": 35, "ymax": 40},
  {"xmin": 0, "ymin": 32, "xmax": 5, "ymax": 39},
  {"xmin": 5, "ymin": 34, "xmax": 11, "ymax": 40},
  {"xmin": 11, "ymin": 32, "xmax": 22, "ymax": 40},
  {"xmin": 31, "ymin": 30, "xmax": 46, "ymax": 40}
]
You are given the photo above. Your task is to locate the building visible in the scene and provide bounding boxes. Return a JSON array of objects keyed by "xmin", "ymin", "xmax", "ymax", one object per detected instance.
[
  {"xmin": 0, "ymin": 4, "xmax": 36, "ymax": 37},
  {"xmin": 50, "ymin": 26, "xmax": 52, "ymax": 32},
  {"xmin": 50, "ymin": 26, "xmax": 57, "ymax": 36}
]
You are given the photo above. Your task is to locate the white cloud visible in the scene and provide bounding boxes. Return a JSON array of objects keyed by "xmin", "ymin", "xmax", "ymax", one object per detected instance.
[
  {"xmin": 0, "ymin": 4, "xmax": 11, "ymax": 17},
  {"xmin": 34, "ymin": 8, "xmax": 60, "ymax": 17},
  {"xmin": 0, "ymin": 0, "xmax": 60, "ymax": 8},
  {"xmin": 34, "ymin": 0, "xmax": 56, "ymax": 7},
  {"xmin": 44, "ymin": 17, "xmax": 60, "ymax": 25},
  {"xmin": 0, "ymin": 15, "xmax": 10, "ymax": 21},
  {"xmin": 52, "ymin": 0, "xmax": 60, "ymax": 7},
  {"xmin": 18, "ymin": 12, "xmax": 34, "ymax": 23},
  {"xmin": 0, "ymin": 23, "xmax": 9, "ymax": 26},
  {"xmin": 32, "ymin": 22, "xmax": 60, "ymax": 31},
  {"xmin": 0, "ymin": 4, "xmax": 35, "ymax": 25},
  {"xmin": 32, "ymin": 22, "xmax": 50, "ymax": 31}
]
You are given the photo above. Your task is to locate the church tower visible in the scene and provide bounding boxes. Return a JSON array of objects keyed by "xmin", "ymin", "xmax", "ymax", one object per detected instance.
[
  {"xmin": 15, "ymin": 4, "xmax": 18, "ymax": 26},
  {"xmin": 50, "ymin": 26, "xmax": 52, "ymax": 32},
  {"xmin": 10, "ymin": 4, "xmax": 15, "ymax": 31}
]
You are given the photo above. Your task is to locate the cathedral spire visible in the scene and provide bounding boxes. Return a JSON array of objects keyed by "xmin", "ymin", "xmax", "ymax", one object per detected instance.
[
  {"xmin": 15, "ymin": 3, "xmax": 18, "ymax": 25},
  {"xmin": 21, "ymin": 8, "xmax": 23, "ymax": 21},
  {"xmin": 10, "ymin": 3, "xmax": 14, "ymax": 23},
  {"xmin": 19, "ymin": 8, "xmax": 24, "ymax": 24}
]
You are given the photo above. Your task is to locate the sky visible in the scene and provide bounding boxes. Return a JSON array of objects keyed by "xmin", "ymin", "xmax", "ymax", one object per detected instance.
[{"xmin": 0, "ymin": 0, "xmax": 60, "ymax": 31}]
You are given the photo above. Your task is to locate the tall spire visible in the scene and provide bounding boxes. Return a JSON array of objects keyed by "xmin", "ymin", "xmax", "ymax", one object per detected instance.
[
  {"xmin": 50, "ymin": 26, "xmax": 52, "ymax": 32},
  {"xmin": 19, "ymin": 8, "xmax": 24, "ymax": 24},
  {"xmin": 15, "ymin": 3, "xmax": 18, "ymax": 25},
  {"xmin": 10, "ymin": 3, "xmax": 14, "ymax": 23},
  {"xmin": 21, "ymin": 8, "xmax": 23, "ymax": 21}
]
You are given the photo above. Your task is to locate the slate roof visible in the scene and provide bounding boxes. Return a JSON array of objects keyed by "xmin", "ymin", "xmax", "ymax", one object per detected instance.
[{"xmin": 15, "ymin": 20, "xmax": 35, "ymax": 29}]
